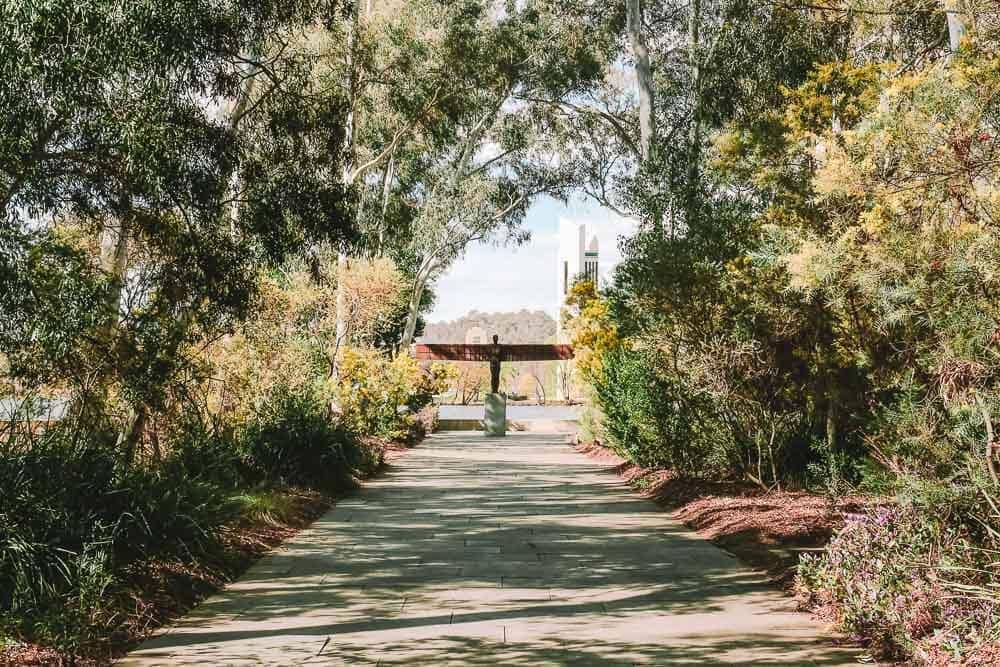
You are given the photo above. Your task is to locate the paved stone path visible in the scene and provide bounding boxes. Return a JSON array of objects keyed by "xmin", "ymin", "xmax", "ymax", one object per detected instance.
[{"xmin": 124, "ymin": 432, "xmax": 858, "ymax": 666}]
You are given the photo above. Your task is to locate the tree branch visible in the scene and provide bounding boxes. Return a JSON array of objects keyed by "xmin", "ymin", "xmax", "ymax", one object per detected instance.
[{"xmin": 349, "ymin": 87, "xmax": 442, "ymax": 182}]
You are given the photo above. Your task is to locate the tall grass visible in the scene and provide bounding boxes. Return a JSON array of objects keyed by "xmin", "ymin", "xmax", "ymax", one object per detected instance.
[{"xmin": 0, "ymin": 389, "xmax": 382, "ymax": 655}]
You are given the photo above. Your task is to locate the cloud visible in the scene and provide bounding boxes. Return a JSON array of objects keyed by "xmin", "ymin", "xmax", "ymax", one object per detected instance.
[{"xmin": 427, "ymin": 198, "xmax": 636, "ymax": 322}]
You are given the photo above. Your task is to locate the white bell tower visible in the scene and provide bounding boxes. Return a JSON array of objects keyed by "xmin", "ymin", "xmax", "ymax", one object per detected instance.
[
  {"xmin": 556, "ymin": 220, "xmax": 599, "ymax": 336},
  {"xmin": 555, "ymin": 221, "xmax": 598, "ymax": 402}
]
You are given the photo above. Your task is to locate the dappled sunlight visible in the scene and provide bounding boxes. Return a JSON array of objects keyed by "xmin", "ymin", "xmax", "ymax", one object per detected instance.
[{"xmin": 123, "ymin": 433, "xmax": 857, "ymax": 665}]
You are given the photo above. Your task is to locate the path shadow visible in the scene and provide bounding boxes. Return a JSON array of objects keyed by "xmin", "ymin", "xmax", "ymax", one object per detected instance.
[{"xmin": 122, "ymin": 432, "xmax": 858, "ymax": 666}]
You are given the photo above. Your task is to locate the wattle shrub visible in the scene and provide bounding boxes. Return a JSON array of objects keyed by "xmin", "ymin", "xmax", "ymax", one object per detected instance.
[{"xmin": 330, "ymin": 348, "xmax": 448, "ymax": 441}]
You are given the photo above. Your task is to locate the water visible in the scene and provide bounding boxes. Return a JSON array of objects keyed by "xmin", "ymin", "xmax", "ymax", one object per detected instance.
[{"xmin": 438, "ymin": 404, "xmax": 581, "ymax": 421}]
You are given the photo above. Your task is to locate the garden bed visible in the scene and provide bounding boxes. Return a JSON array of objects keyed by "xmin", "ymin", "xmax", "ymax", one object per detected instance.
[
  {"xmin": 1, "ymin": 435, "xmax": 422, "ymax": 666},
  {"xmin": 576, "ymin": 439, "xmax": 1000, "ymax": 664},
  {"xmin": 575, "ymin": 440, "xmax": 870, "ymax": 587},
  {"xmin": 1, "ymin": 488, "xmax": 332, "ymax": 666}
]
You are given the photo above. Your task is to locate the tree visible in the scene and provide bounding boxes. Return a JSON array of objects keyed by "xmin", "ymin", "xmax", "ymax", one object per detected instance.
[
  {"xmin": 576, "ymin": 0, "xmax": 996, "ymax": 488},
  {"xmin": 392, "ymin": 2, "xmax": 609, "ymax": 347},
  {"xmin": 321, "ymin": 0, "xmax": 506, "ymax": 368},
  {"xmin": 332, "ymin": 256, "xmax": 410, "ymax": 363},
  {"xmin": 0, "ymin": 0, "xmax": 353, "ymax": 458},
  {"xmin": 450, "ymin": 364, "xmax": 489, "ymax": 405},
  {"xmin": 626, "ymin": 0, "xmax": 655, "ymax": 162}
]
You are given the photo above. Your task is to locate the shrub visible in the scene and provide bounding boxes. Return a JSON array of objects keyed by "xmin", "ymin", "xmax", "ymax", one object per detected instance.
[
  {"xmin": 330, "ymin": 348, "xmax": 447, "ymax": 440},
  {"xmin": 231, "ymin": 489, "xmax": 302, "ymax": 526},
  {"xmin": 591, "ymin": 345, "xmax": 722, "ymax": 474},
  {"xmin": 414, "ymin": 404, "xmax": 439, "ymax": 435},
  {"xmin": 796, "ymin": 500, "xmax": 999, "ymax": 660},
  {"xmin": 0, "ymin": 426, "xmax": 241, "ymax": 653},
  {"xmin": 394, "ymin": 404, "xmax": 439, "ymax": 446},
  {"xmin": 0, "ymin": 385, "xmax": 390, "ymax": 654},
  {"xmin": 239, "ymin": 387, "xmax": 381, "ymax": 492},
  {"xmin": 164, "ymin": 416, "xmax": 247, "ymax": 492}
]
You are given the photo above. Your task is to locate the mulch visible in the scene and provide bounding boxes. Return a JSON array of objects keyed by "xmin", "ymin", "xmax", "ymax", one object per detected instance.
[
  {"xmin": 575, "ymin": 439, "xmax": 871, "ymax": 588},
  {"xmin": 2, "ymin": 435, "xmax": 425, "ymax": 667}
]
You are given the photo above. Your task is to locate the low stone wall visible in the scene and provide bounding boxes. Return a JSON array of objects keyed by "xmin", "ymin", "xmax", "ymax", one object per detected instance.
[{"xmin": 436, "ymin": 419, "xmax": 578, "ymax": 434}]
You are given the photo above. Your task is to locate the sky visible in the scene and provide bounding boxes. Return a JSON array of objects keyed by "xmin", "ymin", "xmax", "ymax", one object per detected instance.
[{"xmin": 427, "ymin": 196, "xmax": 636, "ymax": 323}]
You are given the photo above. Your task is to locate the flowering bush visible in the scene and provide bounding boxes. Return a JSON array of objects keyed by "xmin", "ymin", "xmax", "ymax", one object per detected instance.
[
  {"xmin": 329, "ymin": 348, "xmax": 449, "ymax": 440},
  {"xmin": 797, "ymin": 504, "xmax": 998, "ymax": 661}
]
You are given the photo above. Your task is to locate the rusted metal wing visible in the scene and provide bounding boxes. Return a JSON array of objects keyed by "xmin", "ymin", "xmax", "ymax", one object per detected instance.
[
  {"xmin": 413, "ymin": 343, "xmax": 574, "ymax": 362},
  {"xmin": 503, "ymin": 344, "xmax": 574, "ymax": 361}
]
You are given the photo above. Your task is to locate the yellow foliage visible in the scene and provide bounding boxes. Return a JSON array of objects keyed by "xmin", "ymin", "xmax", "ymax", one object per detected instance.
[
  {"xmin": 329, "ymin": 347, "xmax": 450, "ymax": 436},
  {"xmin": 860, "ymin": 205, "xmax": 891, "ymax": 236},
  {"xmin": 197, "ymin": 255, "xmax": 412, "ymax": 423},
  {"xmin": 562, "ymin": 280, "xmax": 619, "ymax": 380},
  {"xmin": 784, "ymin": 61, "xmax": 881, "ymax": 138},
  {"xmin": 337, "ymin": 258, "xmax": 407, "ymax": 345},
  {"xmin": 784, "ymin": 239, "xmax": 828, "ymax": 292}
]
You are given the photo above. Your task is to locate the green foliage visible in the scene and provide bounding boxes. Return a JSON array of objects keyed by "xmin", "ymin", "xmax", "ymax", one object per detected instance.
[
  {"xmin": 347, "ymin": 0, "xmax": 615, "ymax": 346},
  {"xmin": 0, "ymin": 385, "xmax": 385, "ymax": 655},
  {"xmin": 797, "ymin": 502, "xmax": 998, "ymax": 660},
  {"xmin": 1, "ymin": 0, "xmax": 352, "ymax": 443},
  {"xmin": 240, "ymin": 387, "xmax": 381, "ymax": 492},
  {"xmin": 592, "ymin": 345, "xmax": 720, "ymax": 473},
  {"xmin": 3, "ymin": 0, "xmax": 998, "ymax": 661},
  {"xmin": 231, "ymin": 490, "xmax": 301, "ymax": 527},
  {"xmin": 0, "ymin": 425, "xmax": 240, "ymax": 652},
  {"xmin": 590, "ymin": 5, "xmax": 1000, "ymax": 486},
  {"xmin": 0, "ymin": 230, "xmax": 108, "ymax": 387}
]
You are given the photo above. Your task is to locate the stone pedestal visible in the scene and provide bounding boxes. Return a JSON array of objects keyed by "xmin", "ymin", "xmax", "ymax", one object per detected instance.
[{"xmin": 484, "ymin": 393, "xmax": 506, "ymax": 437}]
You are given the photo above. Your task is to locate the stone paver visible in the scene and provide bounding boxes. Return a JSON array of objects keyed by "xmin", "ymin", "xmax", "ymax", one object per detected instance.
[{"xmin": 123, "ymin": 432, "xmax": 858, "ymax": 665}]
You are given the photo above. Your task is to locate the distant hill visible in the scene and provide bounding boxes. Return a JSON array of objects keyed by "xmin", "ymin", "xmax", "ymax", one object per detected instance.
[{"xmin": 420, "ymin": 309, "xmax": 556, "ymax": 344}]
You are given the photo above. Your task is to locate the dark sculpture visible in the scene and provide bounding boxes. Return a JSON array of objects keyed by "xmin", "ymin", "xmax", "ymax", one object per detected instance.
[
  {"xmin": 489, "ymin": 334, "xmax": 501, "ymax": 394},
  {"xmin": 412, "ymin": 337, "xmax": 573, "ymax": 399}
]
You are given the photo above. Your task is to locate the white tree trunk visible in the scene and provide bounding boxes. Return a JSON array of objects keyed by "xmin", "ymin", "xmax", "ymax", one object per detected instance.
[
  {"xmin": 377, "ymin": 152, "xmax": 395, "ymax": 254},
  {"xmin": 334, "ymin": 250, "xmax": 350, "ymax": 366},
  {"xmin": 333, "ymin": 5, "xmax": 359, "ymax": 379},
  {"xmin": 399, "ymin": 276, "xmax": 426, "ymax": 350},
  {"xmin": 945, "ymin": 0, "xmax": 966, "ymax": 53},
  {"xmin": 99, "ymin": 220, "xmax": 128, "ymax": 330},
  {"xmin": 687, "ymin": 0, "xmax": 702, "ymax": 188},
  {"xmin": 626, "ymin": 0, "xmax": 654, "ymax": 163}
]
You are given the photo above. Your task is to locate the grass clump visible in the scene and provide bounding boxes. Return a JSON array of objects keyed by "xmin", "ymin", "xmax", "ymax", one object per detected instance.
[{"xmin": 0, "ymin": 388, "xmax": 384, "ymax": 659}]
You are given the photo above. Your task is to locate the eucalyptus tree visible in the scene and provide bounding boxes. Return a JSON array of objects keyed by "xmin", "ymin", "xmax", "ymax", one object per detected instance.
[
  {"xmin": 0, "ymin": 0, "xmax": 353, "ymax": 458},
  {"xmin": 545, "ymin": 0, "xmax": 851, "ymax": 227},
  {"xmin": 305, "ymin": 1, "xmax": 611, "ymax": 352},
  {"xmin": 378, "ymin": 1, "xmax": 611, "ymax": 348},
  {"xmin": 315, "ymin": 0, "xmax": 467, "ymax": 366}
]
